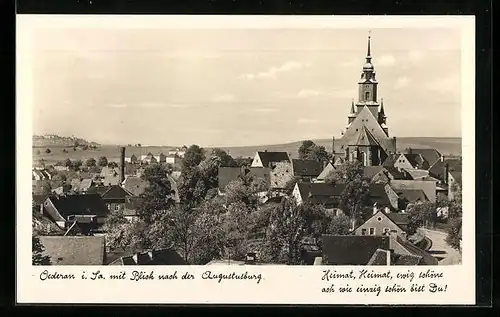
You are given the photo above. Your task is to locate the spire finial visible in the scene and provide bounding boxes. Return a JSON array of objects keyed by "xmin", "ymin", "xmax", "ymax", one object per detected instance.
[{"xmin": 367, "ymin": 30, "xmax": 372, "ymax": 59}]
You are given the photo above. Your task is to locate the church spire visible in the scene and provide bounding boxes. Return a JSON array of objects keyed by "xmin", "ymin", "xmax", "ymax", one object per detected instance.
[
  {"xmin": 380, "ymin": 98, "xmax": 385, "ymax": 116},
  {"xmin": 366, "ymin": 31, "xmax": 372, "ymax": 62},
  {"xmin": 350, "ymin": 99, "xmax": 355, "ymax": 114}
]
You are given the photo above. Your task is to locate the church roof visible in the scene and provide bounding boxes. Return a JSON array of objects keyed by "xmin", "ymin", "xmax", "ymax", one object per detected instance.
[{"xmin": 350, "ymin": 126, "xmax": 380, "ymax": 146}]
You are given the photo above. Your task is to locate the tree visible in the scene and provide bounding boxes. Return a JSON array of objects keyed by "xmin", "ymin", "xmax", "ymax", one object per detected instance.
[
  {"xmin": 258, "ymin": 198, "xmax": 328, "ymax": 265},
  {"xmin": 85, "ymin": 158, "xmax": 96, "ymax": 167},
  {"xmin": 182, "ymin": 144, "xmax": 205, "ymax": 170},
  {"xmin": 406, "ymin": 201, "xmax": 436, "ymax": 235},
  {"xmin": 284, "ymin": 176, "xmax": 301, "ymax": 195},
  {"xmin": 234, "ymin": 157, "xmax": 253, "ymax": 167},
  {"xmin": 325, "ymin": 214, "xmax": 352, "ymax": 235},
  {"xmin": 211, "ymin": 148, "xmax": 237, "ymax": 167},
  {"xmin": 102, "ymin": 209, "xmax": 134, "ymax": 252},
  {"xmin": 32, "ymin": 235, "xmax": 51, "ymax": 265},
  {"xmin": 108, "ymin": 161, "xmax": 118, "ymax": 168},
  {"xmin": 64, "ymin": 158, "xmax": 72, "ymax": 167},
  {"xmin": 178, "ymin": 155, "xmax": 220, "ymax": 208},
  {"xmin": 72, "ymin": 159, "xmax": 83, "ymax": 170},
  {"xmin": 74, "ymin": 140, "xmax": 80, "ymax": 147},
  {"xmin": 41, "ymin": 182, "xmax": 52, "ymax": 196},
  {"xmin": 298, "ymin": 140, "xmax": 330, "ymax": 162},
  {"xmin": 137, "ymin": 164, "xmax": 176, "ymax": 223},
  {"xmin": 445, "ymin": 217, "xmax": 462, "ymax": 251},
  {"xmin": 147, "ymin": 205, "xmax": 225, "ymax": 264},
  {"xmin": 45, "ymin": 148, "xmax": 51, "ymax": 154},
  {"xmin": 98, "ymin": 156, "xmax": 108, "ymax": 167},
  {"xmin": 324, "ymin": 161, "xmax": 371, "ymax": 224}
]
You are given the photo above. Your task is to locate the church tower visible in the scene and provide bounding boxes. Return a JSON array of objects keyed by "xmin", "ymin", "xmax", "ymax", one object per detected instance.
[{"xmin": 334, "ymin": 33, "xmax": 397, "ymax": 167}]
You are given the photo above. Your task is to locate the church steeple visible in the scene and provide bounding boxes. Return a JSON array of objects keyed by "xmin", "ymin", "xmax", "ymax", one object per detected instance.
[
  {"xmin": 348, "ymin": 99, "xmax": 356, "ymax": 124},
  {"xmin": 379, "ymin": 98, "xmax": 387, "ymax": 124},
  {"xmin": 366, "ymin": 32, "xmax": 372, "ymax": 62}
]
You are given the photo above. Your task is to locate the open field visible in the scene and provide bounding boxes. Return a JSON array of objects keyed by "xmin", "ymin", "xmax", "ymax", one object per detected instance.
[{"xmin": 33, "ymin": 137, "xmax": 461, "ymax": 166}]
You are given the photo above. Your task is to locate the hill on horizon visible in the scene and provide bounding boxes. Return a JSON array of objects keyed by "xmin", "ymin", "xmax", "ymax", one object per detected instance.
[{"xmin": 33, "ymin": 136, "xmax": 462, "ymax": 165}]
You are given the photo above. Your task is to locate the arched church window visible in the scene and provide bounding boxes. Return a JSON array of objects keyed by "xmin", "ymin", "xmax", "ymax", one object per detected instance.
[{"xmin": 365, "ymin": 91, "xmax": 370, "ymax": 100}]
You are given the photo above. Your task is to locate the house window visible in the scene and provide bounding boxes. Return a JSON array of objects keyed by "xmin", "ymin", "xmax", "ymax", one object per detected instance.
[
  {"xmin": 383, "ymin": 228, "xmax": 390, "ymax": 235},
  {"xmin": 369, "ymin": 228, "xmax": 375, "ymax": 235},
  {"xmin": 377, "ymin": 217, "xmax": 382, "ymax": 222},
  {"xmin": 361, "ymin": 228, "xmax": 367, "ymax": 236},
  {"xmin": 114, "ymin": 205, "xmax": 120, "ymax": 211}
]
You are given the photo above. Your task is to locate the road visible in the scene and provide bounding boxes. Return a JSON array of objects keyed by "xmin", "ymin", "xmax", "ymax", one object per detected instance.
[{"xmin": 419, "ymin": 228, "xmax": 462, "ymax": 265}]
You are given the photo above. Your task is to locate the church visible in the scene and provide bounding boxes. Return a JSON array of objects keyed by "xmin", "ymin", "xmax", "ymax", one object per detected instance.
[{"xmin": 333, "ymin": 35, "xmax": 397, "ymax": 167}]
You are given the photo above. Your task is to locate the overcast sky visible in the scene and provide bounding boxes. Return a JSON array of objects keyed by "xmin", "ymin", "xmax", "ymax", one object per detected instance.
[{"xmin": 30, "ymin": 25, "xmax": 462, "ymax": 147}]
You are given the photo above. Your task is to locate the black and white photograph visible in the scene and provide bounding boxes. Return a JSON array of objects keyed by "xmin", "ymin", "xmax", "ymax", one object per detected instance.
[
  {"xmin": 27, "ymin": 19, "xmax": 466, "ymax": 268},
  {"xmin": 17, "ymin": 14, "xmax": 477, "ymax": 305}
]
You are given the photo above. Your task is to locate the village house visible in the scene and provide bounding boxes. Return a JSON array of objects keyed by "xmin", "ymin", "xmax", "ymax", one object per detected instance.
[
  {"xmin": 121, "ymin": 176, "xmax": 149, "ymax": 196},
  {"xmin": 97, "ymin": 185, "xmax": 134, "ymax": 213},
  {"xmin": 168, "ymin": 146, "xmax": 188, "ymax": 158},
  {"xmin": 100, "ymin": 166, "xmax": 121, "ymax": 186},
  {"xmin": 315, "ymin": 161, "xmax": 336, "ymax": 182},
  {"xmin": 141, "ymin": 152, "xmax": 158, "ymax": 164},
  {"xmin": 32, "ymin": 168, "xmax": 55, "ymax": 181},
  {"xmin": 122, "ymin": 196, "xmax": 143, "ymax": 222},
  {"xmin": 125, "ymin": 154, "xmax": 138, "ymax": 164},
  {"xmin": 38, "ymin": 236, "xmax": 106, "ymax": 265},
  {"xmin": 448, "ymin": 170, "xmax": 462, "ymax": 201},
  {"xmin": 317, "ymin": 233, "xmax": 437, "ymax": 266},
  {"xmin": 353, "ymin": 209, "xmax": 408, "ymax": 238},
  {"xmin": 250, "ymin": 151, "xmax": 290, "ymax": 168},
  {"xmin": 218, "ymin": 166, "xmax": 271, "ymax": 196},
  {"xmin": 166, "ymin": 154, "xmax": 181, "ymax": 165},
  {"xmin": 53, "ymin": 162, "xmax": 70, "ymax": 172},
  {"xmin": 153, "ymin": 152, "xmax": 167, "ymax": 164},
  {"xmin": 41, "ymin": 194, "xmax": 110, "ymax": 234},
  {"xmin": 108, "ymin": 248, "xmax": 187, "ymax": 265},
  {"xmin": 291, "ymin": 159, "xmax": 323, "ymax": 182},
  {"xmin": 389, "ymin": 179, "xmax": 437, "ymax": 203}
]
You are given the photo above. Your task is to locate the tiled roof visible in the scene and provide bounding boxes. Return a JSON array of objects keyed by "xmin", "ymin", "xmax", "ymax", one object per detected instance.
[
  {"xmin": 109, "ymin": 249, "xmax": 187, "ymax": 265},
  {"xmin": 405, "ymin": 148, "xmax": 442, "ymax": 167},
  {"xmin": 394, "ymin": 254, "xmax": 423, "ymax": 265},
  {"xmin": 38, "ymin": 236, "xmax": 106, "ymax": 265},
  {"xmin": 384, "ymin": 166, "xmax": 406, "ymax": 180},
  {"xmin": 317, "ymin": 162, "xmax": 336, "ymax": 180},
  {"xmin": 80, "ymin": 178, "xmax": 94, "ymax": 191},
  {"xmin": 121, "ymin": 176, "xmax": 149, "ymax": 196},
  {"xmin": 450, "ymin": 171, "xmax": 462, "ymax": 186},
  {"xmin": 101, "ymin": 185, "xmax": 132, "ymax": 200},
  {"xmin": 405, "ymin": 169, "xmax": 430, "ymax": 180},
  {"xmin": 387, "ymin": 212, "xmax": 410, "ymax": 226},
  {"xmin": 402, "ymin": 153, "xmax": 426, "ymax": 168},
  {"xmin": 46, "ymin": 194, "xmax": 109, "ymax": 218},
  {"xmin": 292, "ymin": 159, "xmax": 323, "ymax": 177},
  {"xmin": 363, "ymin": 166, "xmax": 385, "ymax": 179},
  {"xmin": 368, "ymin": 184, "xmax": 394, "ymax": 209},
  {"xmin": 321, "ymin": 235, "xmax": 390, "ymax": 265},
  {"xmin": 350, "ymin": 126, "xmax": 380, "ymax": 146},
  {"xmin": 428, "ymin": 158, "xmax": 461, "ymax": 181},
  {"xmin": 382, "ymin": 153, "xmax": 400, "ymax": 168},
  {"xmin": 309, "ymin": 183, "xmax": 346, "ymax": 197},
  {"xmin": 395, "ymin": 235, "xmax": 438, "ymax": 265},
  {"xmin": 396, "ymin": 189, "xmax": 428, "ymax": 203},
  {"xmin": 256, "ymin": 151, "xmax": 290, "ymax": 167},
  {"xmin": 367, "ymin": 249, "xmax": 389, "ymax": 265}
]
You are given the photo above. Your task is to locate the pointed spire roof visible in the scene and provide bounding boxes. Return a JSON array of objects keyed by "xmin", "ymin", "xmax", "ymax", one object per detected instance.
[
  {"xmin": 367, "ymin": 31, "xmax": 372, "ymax": 61},
  {"xmin": 348, "ymin": 99, "xmax": 356, "ymax": 117},
  {"xmin": 350, "ymin": 126, "xmax": 380, "ymax": 146},
  {"xmin": 380, "ymin": 98, "xmax": 386, "ymax": 117}
]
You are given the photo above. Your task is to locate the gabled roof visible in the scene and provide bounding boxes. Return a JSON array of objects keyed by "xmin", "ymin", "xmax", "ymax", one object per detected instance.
[
  {"xmin": 363, "ymin": 166, "xmax": 385, "ymax": 179},
  {"xmin": 368, "ymin": 184, "xmax": 396, "ymax": 209},
  {"xmin": 317, "ymin": 162, "xmax": 336, "ymax": 180},
  {"xmin": 38, "ymin": 236, "xmax": 105, "ymax": 265},
  {"xmin": 291, "ymin": 159, "xmax": 323, "ymax": 177},
  {"xmin": 449, "ymin": 171, "xmax": 462, "ymax": 186},
  {"xmin": 101, "ymin": 185, "xmax": 133, "ymax": 200},
  {"xmin": 46, "ymin": 194, "xmax": 109, "ymax": 218},
  {"xmin": 121, "ymin": 176, "xmax": 149, "ymax": 196},
  {"xmin": 350, "ymin": 126, "xmax": 380, "ymax": 146},
  {"xmin": 382, "ymin": 153, "xmax": 400, "ymax": 168},
  {"xmin": 405, "ymin": 169, "xmax": 430, "ymax": 180},
  {"xmin": 321, "ymin": 235, "xmax": 390, "ymax": 265},
  {"xmin": 394, "ymin": 235, "xmax": 438, "ymax": 265},
  {"xmin": 405, "ymin": 148, "xmax": 442, "ymax": 167},
  {"xmin": 80, "ymin": 178, "xmax": 94, "ymax": 191},
  {"xmin": 401, "ymin": 153, "xmax": 426, "ymax": 168},
  {"xmin": 256, "ymin": 151, "xmax": 290, "ymax": 167},
  {"xmin": 428, "ymin": 157, "xmax": 462, "ymax": 180},
  {"xmin": 218, "ymin": 167, "xmax": 245, "ymax": 192},
  {"xmin": 109, "ymin": 249, "xmax": 187, "ymax": 265},
  {"xmin": 396, "ymin": 189, "xmax": 428, "ymax": 203},
  {"xmin": 384, "ymin": 166, "xmax": 406, "ymax": 180},
  {"xmin": 387, "ymin": 212, "xmax": 410, "ymax": 226},
  {"xmin": 309, "ymin": 183, "xmax": 346, "ymax": 197}
]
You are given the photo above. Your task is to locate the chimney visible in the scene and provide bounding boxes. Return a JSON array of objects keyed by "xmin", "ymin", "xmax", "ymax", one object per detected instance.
[
  {"xmin": 373, "ymin": 203, "xmax": 378, "ymax": 215},
  {"xmin": 386, "ymin": 249, "xmax": 393, "ymax": 266},
  {"xmin": 440, "ymin": 155, "xmax": 444, "ymax": 162},
  {"xmin": 332, "ymin": 136, "xmax": 335, "ymax": 155},
  {"xmin": 120, "ymin": 147, "xmax": 126, "ymax": 184},
  {"xmin": 444, "ymin": 163, "xmax": 449, "ymax": 184},
  {"xmin": 392, "ymin": 137, "xmax": 397, "ymax": 152}
]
